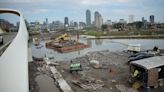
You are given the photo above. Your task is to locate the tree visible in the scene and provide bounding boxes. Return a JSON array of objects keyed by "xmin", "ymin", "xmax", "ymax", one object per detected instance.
[
  {"xmin": 135, "ymin": 21, "xmax": 143, "ymax": 29},
  {"xmin": 127, "ymin": 21, "xmax": 143, "ymax": 29},
  {"xmin": 113, "ymin": 23, "xmax": 125, "ymax": 31},
  {"xmin": 101, "ymin": 24, "xmax": 108, "ymax": 31}
]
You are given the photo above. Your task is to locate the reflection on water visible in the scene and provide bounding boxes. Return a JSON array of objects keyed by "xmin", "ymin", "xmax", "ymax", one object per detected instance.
[
  {"xmin": 87, "ymin": 39, "xmax": 92, "ymax": 46},
  {"xmin": 95, "ymin": 39, "xmax": 103, "ymax": 46},
  {"xmin": 31, "ymin": 38, "xmax": 164, "ymax": 61}
]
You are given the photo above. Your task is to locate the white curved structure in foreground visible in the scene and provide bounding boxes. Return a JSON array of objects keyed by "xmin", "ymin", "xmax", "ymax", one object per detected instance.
[{"xmin": 0, "ymin": 9, "xmax": 29, "ymax": 92}]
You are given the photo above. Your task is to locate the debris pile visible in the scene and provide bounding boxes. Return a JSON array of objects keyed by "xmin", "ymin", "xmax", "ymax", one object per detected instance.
[
  {"xmin": 88, "ymin": 50, "xmax": 129, "ymax": 66},
  {"xmin": 90, "ymin": 60, "xmax": 102, "ymax": 69},
  {"xmin": 72, "ymin": 76, "xmax": 104, "ymax": 91}
]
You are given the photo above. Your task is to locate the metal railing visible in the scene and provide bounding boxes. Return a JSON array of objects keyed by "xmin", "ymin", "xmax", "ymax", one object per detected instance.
[{"xmin": 0, "ymin": 9, "xmax": 29, "ymax": 92}]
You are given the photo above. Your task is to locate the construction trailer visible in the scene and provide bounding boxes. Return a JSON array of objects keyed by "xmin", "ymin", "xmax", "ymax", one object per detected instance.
[{"xmin": 129, "ymin": 56, "xmax": 164, "ymax": 88}]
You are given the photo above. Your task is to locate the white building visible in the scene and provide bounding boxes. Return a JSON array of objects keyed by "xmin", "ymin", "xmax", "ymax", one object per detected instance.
[
  {"xmin": 129, "ymin": 15, "xmax": 134, "ymax": 23},
  {"xmin": 94, "ymin": 11, "xmax": 103, "ymax": 29}
]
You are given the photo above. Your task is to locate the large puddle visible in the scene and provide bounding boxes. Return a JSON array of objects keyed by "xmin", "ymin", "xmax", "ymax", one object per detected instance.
[{"xmin": 31, "ymin": 38, "xmax": 164, "ymax": 61}]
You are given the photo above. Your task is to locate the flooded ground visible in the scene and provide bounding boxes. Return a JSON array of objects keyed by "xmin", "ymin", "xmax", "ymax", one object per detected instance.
[{"xmin": 31, "ymin": 38, "xmax": 164, "ymax": 61}]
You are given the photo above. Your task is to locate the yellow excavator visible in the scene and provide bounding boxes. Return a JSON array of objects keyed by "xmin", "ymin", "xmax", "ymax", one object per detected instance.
[{"xmin": 55, "ymin": 33, "xmax": 71, "ymax": 41}]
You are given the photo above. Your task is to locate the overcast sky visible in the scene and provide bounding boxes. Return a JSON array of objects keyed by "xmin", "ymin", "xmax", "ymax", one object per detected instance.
[{"xmin": 0, "ymin": 0, "xmax": 164, "ymax": 24}]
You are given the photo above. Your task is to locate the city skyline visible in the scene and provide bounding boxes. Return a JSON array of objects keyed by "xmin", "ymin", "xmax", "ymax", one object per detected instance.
[{"xmin": 0, "ymin": 0, "xmax": 164, "ymax": 24}]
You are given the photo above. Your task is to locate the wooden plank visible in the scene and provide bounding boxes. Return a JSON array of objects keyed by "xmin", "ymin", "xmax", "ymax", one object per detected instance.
[{"xmin": 45, "ymin": 59, "xmax": 74, "ymax": 92}]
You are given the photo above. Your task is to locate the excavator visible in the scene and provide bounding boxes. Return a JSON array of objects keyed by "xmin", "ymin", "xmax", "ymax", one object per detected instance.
[{"xmin": 55, "ymin": 33, "xmax": 71, "ymax": 41}]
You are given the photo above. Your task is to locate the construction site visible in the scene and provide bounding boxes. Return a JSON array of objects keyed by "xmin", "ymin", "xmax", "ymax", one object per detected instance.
[
  {"xmin": 29, "ymin": 32, "xmax": 164, "ymax": 92},
  {"xmin": 45, "ymin": 33, "xmax": 89, "ymax": 53}
]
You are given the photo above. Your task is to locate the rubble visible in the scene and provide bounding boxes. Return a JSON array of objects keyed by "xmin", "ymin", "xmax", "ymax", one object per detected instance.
[
  {"xmin": 72, "ymin": 76, "xmax": 104, "ymax": 91},
  {"xmin": 29, "ymin": 49, "xmax": 164, "ymax": 92},
  {"xmin": 55, "ymin": 50, "xmax": 130, "ymax": 92},
  {"xmin": 90, "ymin": 60, "xmax": 102, "ymax": 69},
  {"xmin": 115, "ymin": 85, "xmax": 138, "ymax": 92}
]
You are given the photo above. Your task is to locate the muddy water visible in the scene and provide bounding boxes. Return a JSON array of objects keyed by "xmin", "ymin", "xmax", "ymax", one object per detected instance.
[
  {"xmin": 31, "ymin": 38, "xmax": 164, "ymax": 61},
  {"xmin": 35, "ymin": 74, "xmax": 60, "ymax": 92}
]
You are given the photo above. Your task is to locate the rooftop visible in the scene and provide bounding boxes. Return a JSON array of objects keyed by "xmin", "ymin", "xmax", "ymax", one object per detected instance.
[{"xmin": 131, "ymin": 56, "xmax": 164, "ymax": 70}]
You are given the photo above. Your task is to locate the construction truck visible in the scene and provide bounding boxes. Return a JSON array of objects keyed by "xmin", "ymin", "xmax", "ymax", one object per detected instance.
[{"xmin": 55, "ymin": 33, "xmax": 71, "ymax": 41}]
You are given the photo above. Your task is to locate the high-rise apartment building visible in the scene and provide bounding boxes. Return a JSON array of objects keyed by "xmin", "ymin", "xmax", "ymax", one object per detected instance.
[
  {"xmin": 45, "ymin": 18, "xmax": 49, "ymax": 30},
  {"xmin": 142, "ymin": 17, "xmax": 147, "ymax": 28},
  {"xmin": 142, "ymin": 17, "xmax": 144, "ymax": 22},
  {"xmin": 64, "ymin": 17, "xmax": 69, "ymax": 27},
  {"xmin": 86, "ymin": 9, "xmax": 91, "ymax": 26},
  {"xmin": 94, "ymin": 11, "xmax": 103, "ymax": 29},
  {"xmin": 129, "ymin": 15, "xmax": 134, "ymax": 23},
  {"xmin": 46, "ymin": 18, "xmax": 48, "ymax": 25},
  {"xmin": 150, "ymin": 15, "xmax": 154, "ymax": 24}
]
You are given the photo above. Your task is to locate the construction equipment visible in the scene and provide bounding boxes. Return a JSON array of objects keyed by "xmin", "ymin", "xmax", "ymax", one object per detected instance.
[
  {"xmin": 70, "ymin": 62, "xmax": 82, "ymax": 73},
  {"xmin": 55, "ymin": 33, "xmax": 71, "ymax": 41}
]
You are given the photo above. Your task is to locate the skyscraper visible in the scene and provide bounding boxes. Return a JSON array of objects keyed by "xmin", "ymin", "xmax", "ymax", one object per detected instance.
[
  {"xmin": 150, "ymin": 15, "xmax": 154, "ymax": 24},
  {"xmin": 142, "ymin": 17, "xmax": 144, "ymax": 22},
  {"xmin": 129, "ymin": 15, "xmax": 134, "ymax": 23},
  {"xmin": 142, "ymin": 17, "xmax": 147, "ymax": 28},
  {"xmin": 86, "ymin": 9, "xmax": 91, "ymax": 26},
  {"xmin": 64, "ymin": 17, "xmax": 69, "ymax": 27},
  {"xmin": 45, "ymin": 18, "xmax": 49, "ymax": 30},
  {"xmin": 94, "ymin": 11, "xmax": 103, "ymax": 29},
  {"xmin": 46, "ymin": 18, "xmax": 48, "ymax": 25}
]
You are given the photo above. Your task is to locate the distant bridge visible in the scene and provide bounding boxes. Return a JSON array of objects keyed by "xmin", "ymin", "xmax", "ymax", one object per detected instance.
[{"xmin": 0, "ymin": 9, "xmax": 29, "ymax": 92}]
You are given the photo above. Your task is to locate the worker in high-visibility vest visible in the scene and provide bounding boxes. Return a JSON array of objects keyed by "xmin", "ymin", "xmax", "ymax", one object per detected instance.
[{"xmin": 133, "ymin": 70, "xmax": 140, "ymax": 78}]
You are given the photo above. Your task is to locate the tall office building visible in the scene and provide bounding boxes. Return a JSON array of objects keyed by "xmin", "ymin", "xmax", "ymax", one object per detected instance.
[
  {"xmin": 46, "ymin": 18, "xmax": 48, "ymax": 25},
  {"xmin": 94, "ymin": 11, "xmax": 103, "ymax": 29},
  {"xmin": 64, "ymin": 17, "xmax": 69, "ymax": 27},
  {"xmin": 129, "ymin": 15, "xmax": 134, "ymax": 23},
  {"xmin": 86, "ymin": 9, "xmax": 91, "ymax": 26},
  {"xmin": 142, "ymin": 17, "xmax": 147, "ymax": 28},
  {"xmin": 150, "ymin": 15, "xmax": 154, "ymax": 24},
  {"xmin": 45, "ymin": 18, "xmax": 49, "ymax": 30},
  {"xmin": 142, "ymin": 17, "xmax": 144, "ymax": 22}
]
